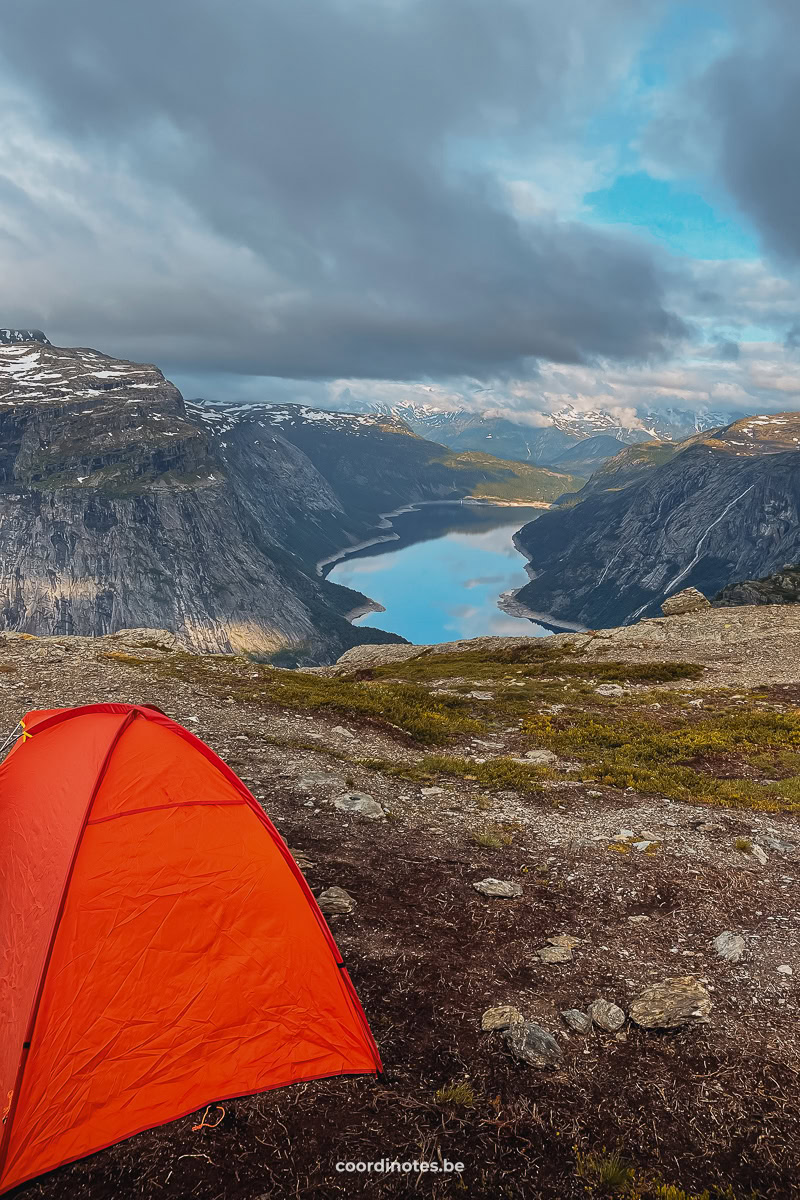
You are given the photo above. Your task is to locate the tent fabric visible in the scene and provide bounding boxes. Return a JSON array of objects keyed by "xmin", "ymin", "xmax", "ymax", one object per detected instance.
[{"xmin": 0, "ymin": 704, "xmax": 381, "ymax": 1194}]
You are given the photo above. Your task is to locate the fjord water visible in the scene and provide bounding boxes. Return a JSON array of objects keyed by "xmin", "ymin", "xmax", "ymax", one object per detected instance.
[{"xmin": 327, "ymin": 502, "xmax": 554, "ymax": 644}]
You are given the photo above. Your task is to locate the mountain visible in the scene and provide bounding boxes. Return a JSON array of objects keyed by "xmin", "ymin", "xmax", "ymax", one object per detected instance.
[
  {"xmin": 0, "ymin": 334, "xmax": 578, "ymax": 662},
  {"xmin": 510, "ymin": 413, "xmax": 800, "ymax": 629},
  {"xmin": 549, "ymin": 433, "xmax": 634, "ymax": 476},
  {"xmin": 326, "ymin": 396, "xmax": 736, "ymax": 469},
  {"xmin": 0, "ymin": 328, "xmax": 50, "ymax": 345}
]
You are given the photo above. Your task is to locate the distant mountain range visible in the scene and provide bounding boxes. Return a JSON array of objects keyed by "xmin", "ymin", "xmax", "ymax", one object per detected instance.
[
  {"xmin": 0, "ymin": 333, "xmax": 579, "ymax": 663},
  {"xmin": 510, "ymin": 414, "xmax": 800, "ymax": 629},
  {"xmin": 327, "ymin": 395, "xmax": 736, "ymax": 469}
]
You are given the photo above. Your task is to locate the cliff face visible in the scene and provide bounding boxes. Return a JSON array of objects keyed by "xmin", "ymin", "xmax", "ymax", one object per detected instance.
[
  {"xmin": 0, "ymin": 338, "xmax": 410, "ymax": 661},
  {"xmin": 0, "ymin": 336, "xmax": 576, "ymax": 662},
  {"xmin": 512, "ymin": 414, "xmax": 800, "ymax": 629}
]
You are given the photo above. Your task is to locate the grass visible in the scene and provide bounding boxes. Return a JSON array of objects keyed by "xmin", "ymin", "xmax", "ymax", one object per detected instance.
[
  {"xmin": 131, "ymin": 651, "xmax": 483, "ymax": 744},
  {"xmin": 363, "ymin": 753, "xmax": 551, "ymax": 795},
  {"xmin": 369, "ymin": 643, "xmax": 704, "ymax": 686},
  {"xmin": 575, "ymin": 1148, "xmax": 635, "ymax": 1193},
  {"xmin": 434, "ymin": 1080, "xmax": 477, "ymax": 1108},
  {"xmin": 471, "ymin": 823, "xmax": 515, "ymax": 850},
  {"xmin": 521, "ymin": 708, "xmax": 800, "ymax": 813},
  {"xmin": 118, "ymin": 642, "xmax": 800, "ymax": 813},
  {"xmin": 573, "ymin": 1148, "xmax": 751, "ymax": 1199}
]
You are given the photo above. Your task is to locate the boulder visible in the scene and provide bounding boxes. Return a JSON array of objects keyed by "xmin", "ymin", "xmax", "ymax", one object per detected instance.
[
  {"xmin": 317, "ymin": 886, "xmax": 356, "ymax": 915},
  {"xmin": 481, "ymin": 1005, "xmax": 524, "ymax": 1031},
  {"xmin": 561, "ymin": 1009, "xmax": 592, "ymax": 1034},
  {"xmin": 333, "ymin": 791, "xmax": 385, "ymax": 820},
  {"xmin": 661, "ymin": 587, "xmax": 710, "ymax": 617},
  {"xmin": 629, "ymin": 976, "xmax": 712, "ymax": 1029},
  {"xmin": 503, "ymin": 1021, "xmax": 562, "ymax": 1067},
  {"xmin": 588, "ymin": 999, "xmax": 626, "ymax": 1032}
]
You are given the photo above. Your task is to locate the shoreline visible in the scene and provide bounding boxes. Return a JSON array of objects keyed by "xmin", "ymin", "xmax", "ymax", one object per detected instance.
[
  {"xmin": 321, "ymin": 496, "xmax": 575, "ymax": 638},
  {"xmin": 315, "ymin": 496, "xmax": 550, "ymax": 577},
  {"xmin": 497, "ymin": 532, "xmax": 588, "ymax": 633}
]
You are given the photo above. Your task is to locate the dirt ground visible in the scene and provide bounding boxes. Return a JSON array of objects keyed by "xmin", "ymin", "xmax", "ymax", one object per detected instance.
[{"xmin": 2, "ymin": 620, "xmax": 799, "ymax": 1200}]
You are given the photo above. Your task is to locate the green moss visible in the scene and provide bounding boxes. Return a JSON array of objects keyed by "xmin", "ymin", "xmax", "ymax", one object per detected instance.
[
  {"xmin": 131, "ymin": 652, "xmax": 482, "ymax": 744},
  {"xmin": 522, "ymin": 709, "xmax": 800, "ymax": 812}
]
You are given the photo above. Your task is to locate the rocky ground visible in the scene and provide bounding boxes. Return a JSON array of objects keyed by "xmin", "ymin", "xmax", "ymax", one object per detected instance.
[{"xmin": 3, "ymin": 608, "xmax": 799, "ymax": 1200}]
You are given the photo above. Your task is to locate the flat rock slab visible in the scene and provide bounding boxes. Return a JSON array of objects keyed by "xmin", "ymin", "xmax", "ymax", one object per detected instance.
[
  {"xmin": 481, "ymin": 1005, "xmax": 524, "ymax": 1031},
  {"xmin": 535, "ymin": 945, "xmax": 573, "ymax": 964},
  {"xmin": 589, "ymin": 999, "xmax": 626, "ymax": 1032},
  {"xmin": 548, "ymin": 934, "xmax": 581, "ymax": 949},
  {"xmin": 317, "ymin": 886, "xmax": 355, "ymax": 915},
  {"xmin": 504, "ymin": 1021, "xmax": 562, "ymax": 1068},
  {"xmin": 523, "ymin": 749, "xmax": 559, "ymax": 765},
  {"xmin": 289, "ymin": 848, "xmax": 315, "ymax": 870},
  {"xmin": 713, "ymin": 931, "xmax": 746, "ymax": 962},
  {"xmin": 333, "ymin": 791, "xmax": 385, "ymax": 820},
  {"xmin": 473, "ymin": 878, "xmax": 523, "ymax": 899},
  {"xmin": 629, "ymin": 976, "xmax": 712, "ymax": 1029}
]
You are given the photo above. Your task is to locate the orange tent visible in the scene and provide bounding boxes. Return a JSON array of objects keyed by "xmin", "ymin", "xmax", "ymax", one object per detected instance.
[{"xmin": 0, "ymin": 703, "xmax": 381, "ymax": 1194}]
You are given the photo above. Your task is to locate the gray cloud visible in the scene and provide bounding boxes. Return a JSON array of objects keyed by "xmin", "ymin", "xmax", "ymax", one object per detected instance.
[
  {"xmin": 0, "ymin": 0, "xmax": 685, "ymax": 381},
  {"xmin": 646, "ymin": 0, "xmax": 800, "ymax": 267}
]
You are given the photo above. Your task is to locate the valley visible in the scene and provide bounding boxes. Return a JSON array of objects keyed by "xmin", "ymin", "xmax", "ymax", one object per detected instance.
[{"xmin": 0, "ymin": 334, "xmax": 580, "ymax": 664}]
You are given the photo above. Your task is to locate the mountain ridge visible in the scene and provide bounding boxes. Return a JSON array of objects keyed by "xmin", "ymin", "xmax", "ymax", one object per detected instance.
[{"xmin": 510, "ymin": 412, "xmax": 800, "ymax": 629}]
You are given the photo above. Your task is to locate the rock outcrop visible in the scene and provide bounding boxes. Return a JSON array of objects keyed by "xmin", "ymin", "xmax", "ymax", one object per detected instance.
[{"xmin": 714, "ymin": 565, "xmax": 800, "ymax": 607}]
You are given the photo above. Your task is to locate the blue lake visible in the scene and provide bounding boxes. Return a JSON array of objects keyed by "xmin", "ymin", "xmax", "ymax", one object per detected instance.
[{"xmin": 327, "ymin": 502, "xmax": 556, "ymax": 644}]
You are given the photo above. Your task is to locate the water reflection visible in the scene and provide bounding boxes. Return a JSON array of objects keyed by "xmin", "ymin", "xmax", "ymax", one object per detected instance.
[{"xmin": 327, "ymin": 502, "xmax": 552, "ymax": 644}]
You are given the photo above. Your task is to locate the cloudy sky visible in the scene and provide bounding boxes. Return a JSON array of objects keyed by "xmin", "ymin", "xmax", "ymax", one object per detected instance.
[{"xmin": 1, "ymin": 0, "xmax": 799, "ymax": 423}]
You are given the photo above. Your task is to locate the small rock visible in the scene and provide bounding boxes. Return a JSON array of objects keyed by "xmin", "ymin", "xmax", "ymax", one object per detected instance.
[
  {"xmin": 588, "ymin": 999, "xmax": 626, "ymax": 1032},
  {"xmin": 777, "ymin": 964, "xmax": 793, "ymax": 976},
  {"xmin": 627, "ymin": 914, "xmax": 650, "ymax": 924},
  {"xmin": 661, "ymin": 587, "xmax": 710, "ymax": 616},
  {"xmin": 290, "ymin": 849, "xmax": 315, "ymax": 869},
  {"xmin": 535, "ymin": 945, "xmax": 573, "ymax": 964},
  {"xmin": 469, "ymin": 691, "xmax": 494, "ymax": 701},
  {"xmin": 523, "ymin": 749, "xmax": 558, "ymax": 765},
  {"xmin": 613, "ymin": 829, "xmax": 636, "ymax": 842},
  {"xmin": 331, "ymin": 726, "xmax": 355, "ymax": 738},
  {"xmin": 503, "ymin": 1021, "xmax": 562, "ymax": 1068},
  {"xmin": 750, "ymin": 843, "xmax": 768, "ymax": 865},
  {"xmin": 595, "ymin": 683, "xmax": 626, "ymax": 697},
  {"xmin": 639, "ymin": 829, "xmax": 657, "ymax": 842},
  {"xmin": 317, "ymin": 886, "xmax": 355, "ymax": 915},
  {"xmin": 713, "ymin": 931, "xmax": 745, "ymax": 962},
  {"xmin": 333, "ymin": 791, "xmax": 385, "ymax": 820},
  {"xmin": 631, "ymin": 840, "xmax": 655, "ymax": 852},
  {"xmin": 561, "ymin": 1009, "xmax": 591, "ymax": 1034},
  {"xmin": 587, "ymin": 789, "xmax": 604, "ymax": 798},
  {"xmin": 481, "ymin": 1005, "xmax": 524, "ymax": 1031},
  {"xmin": 473, "ymin": 878, "xmax": 523, "ymax": 899},
  {"xmin": 548, "ymin": 934, "xmax": 581, "ymax": 949},
  {"xmin": 629, "ymin": 976, "xmax": 712, "ymax": 1029},
  {"xmin": 762, "ymin": 835, "xmax": 796, "ymax": 853},
  {"xmin": 693, "ymin": 819, "xmax": 724, "ymax": 833},
  {"xmin": 421, "ymin": 786, "xmax": 444, "ymax": 796}
]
